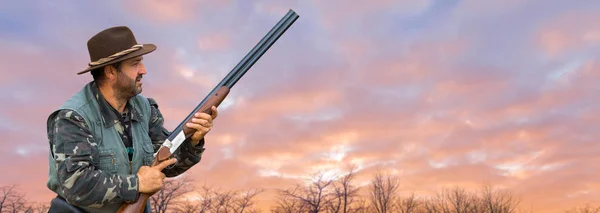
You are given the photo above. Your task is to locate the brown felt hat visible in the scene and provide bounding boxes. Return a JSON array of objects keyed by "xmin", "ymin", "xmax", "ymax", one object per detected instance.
[{"xmin": 77, "ymin": 26, "xmax": 156, "ymax": 75}]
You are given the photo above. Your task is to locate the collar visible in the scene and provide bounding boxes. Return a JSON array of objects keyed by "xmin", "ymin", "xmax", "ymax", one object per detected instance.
[{"xmin": 90, "ymin": 81, "xmax": 142, "ymax": 128}]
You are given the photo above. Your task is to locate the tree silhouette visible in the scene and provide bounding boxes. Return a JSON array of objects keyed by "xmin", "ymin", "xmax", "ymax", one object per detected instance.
[
  {"xmin": 565, "ymin": 204, "xmax": 600, "ymax": 213},
  {"xmin": 368, "ymin": 171, "xmax": 400, "ymax": 213},
  {"xmin": 274, "ymin": 171, "xmax": 335, "ymax": 213},
  {"xmin": 150, "ymin": 176, "xmax": 195, "ymax": 213},
  {"xmin": 0, "ymin": 184, "xmax": 48, "ymax": 213}
]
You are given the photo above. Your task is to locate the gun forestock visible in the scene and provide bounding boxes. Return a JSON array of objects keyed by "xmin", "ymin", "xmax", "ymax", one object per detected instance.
[{"xmin": 182, "ymin": 86, "xmax": 230, "ymax": 138}]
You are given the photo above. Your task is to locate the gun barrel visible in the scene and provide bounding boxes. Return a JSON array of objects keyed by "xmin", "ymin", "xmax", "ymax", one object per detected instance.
[
  {"xmin": 224, "ymin": 9, "xmax": 299, "ymax": 88},
  {"xmin": 166, "ymin": 9, "xmax": 299, "ymax": 141}
]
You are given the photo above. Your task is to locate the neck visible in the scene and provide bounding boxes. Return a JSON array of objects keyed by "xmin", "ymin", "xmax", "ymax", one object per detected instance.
[{"xmin": 98, "ymin": 83, "xmax": 128, "ymax": 113}]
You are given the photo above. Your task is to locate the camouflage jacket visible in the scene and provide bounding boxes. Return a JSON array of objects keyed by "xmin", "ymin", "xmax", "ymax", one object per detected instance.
[{"xmin": 47, "ymin": 82, "xmax": 206, "ymax": 208}]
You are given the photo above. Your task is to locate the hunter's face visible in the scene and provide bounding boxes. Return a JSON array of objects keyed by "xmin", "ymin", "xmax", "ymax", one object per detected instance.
[{"xmin": 114, "ymin": 56, "xmax": 146, "ymax": 99}]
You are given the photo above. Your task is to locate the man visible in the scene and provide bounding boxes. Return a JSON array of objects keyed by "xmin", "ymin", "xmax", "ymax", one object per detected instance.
[{"xmin": 46, "ymin": 26, "xmax": 217, "ymax": 212}]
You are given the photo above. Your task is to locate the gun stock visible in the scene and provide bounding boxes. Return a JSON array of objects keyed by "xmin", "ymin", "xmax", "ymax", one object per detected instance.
[
  {"xmin": 116, "ymin": 87, "xmax": 229, "ymax": 213},
  {"xmin": 117, "ymin": 9, "xmax": 299, "ymax": 213},
  {"xmin": 116, "ymin": 146, "xmax": 170, "ymax": 213}
]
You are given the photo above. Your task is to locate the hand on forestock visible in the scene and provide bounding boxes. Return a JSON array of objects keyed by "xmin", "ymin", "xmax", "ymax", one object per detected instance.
[
  {"xmin": 137, "ymin": 158, "xmax": 177, "ymax": 194},
  {"xmin": 186, "ymin": 106, "xmax": 219, "ymax": 145}
]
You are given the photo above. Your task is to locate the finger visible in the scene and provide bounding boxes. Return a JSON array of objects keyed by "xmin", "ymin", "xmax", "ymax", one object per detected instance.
[
  {"xmin": 195, "ymin": 112, "xmax": 213, "ymax": 121},
  {"xmin": 187, "ymin": 123, "xmax": 211, "ymax": 130},
  {"xmin": 186, "ymin": 122, "xmax": 211, "ymax": 132},
  {"xmin": 194, "ymin": 113, "xmax": 213, "ymax": 125},
  {"xmin": 190, "ymin": 118, "xmax": 210, "ymax": 127},
  {"xmin": 154, "ymin": 158, "xmax": 178, "ymax": 171},
  {"xmin": 211, "ymin": 106, "xmax": 218, "ymax": 119}
]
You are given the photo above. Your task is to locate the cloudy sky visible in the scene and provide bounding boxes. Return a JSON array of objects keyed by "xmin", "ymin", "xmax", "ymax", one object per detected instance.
[{"xmin": 1, "ymin": 0, "xmax": 599, "ymax": 212}]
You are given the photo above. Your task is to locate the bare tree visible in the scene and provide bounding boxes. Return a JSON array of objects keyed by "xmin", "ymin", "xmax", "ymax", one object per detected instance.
[
  {"xmin": 446, "ymin": 187, "xmax": 479, "ymax": 213},
  {"xmin": 172, "ymin": 184, "xmax": 264, "ymax": 213},
  {"xmin": 0, "ymin": 184, "xmax": 30, "ymax": 213},
  {"xmin": 327, "ymin": 165, "xmax": 363, "ymax": 213},
  {"xmin": 150, "ymin": 177, "xmax": 195, "ymax": 213},
  {"xmin": 23, "ymin": 202, "xmax": 50, "ymax": 213},
  {"xmin": 174, "ymin": 201, "xmax": 203, "ymax": 213},
  {"xmin": 419, "ymin": 185, "xmax": 526, "ymax": 213},
  {"xmin": 350, "ymin": 197, "xmax": 371, "ymax": 213},
  {"xmin": 369, "ymin": 172, "xmax": 400, "ymax": 213},
  {"xmin": 271, "ymin": 187, "xmax": 309, "ymax": 213},
  {"xmin": 422, "ymin": 190, "xmax": 450, "ymax": 213},
  {"xmin": 211, "ymin": 187, "xmax": 265, "ymax": 213},
  {"xmin": 565, "ymin": 204, "xmax": 600, "ymax": 213},
  {"xmin": 211, "ymin": 188, "xmax": 238, "ymax": 213},
  {"xmin": 0, "ymin": 184, "xmax": 50, "ymax": 213},
  {"xmin": 275, "ymin": 171, "xmax": 335, "ymax": 213},
  {"xmin": 172, "ymin": 185, "xmax": 214, "ymax": 213},
  {"xmin": 424, "ymin": 187, "xmax": 480, "ymax": 213},
  {"xmin": 232, "ymin": 188, "xmax": 265, "ymax": 213},
  {"xmin": 479, "ymin": 184, "xmax": 520, "ymax": 213},
  {"xmin": 395, "ymin": 192, "xmax": 421, "ymax": 213}
]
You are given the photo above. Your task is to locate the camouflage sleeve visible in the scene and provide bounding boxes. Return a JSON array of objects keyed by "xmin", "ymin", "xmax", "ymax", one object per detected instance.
[
  {"xmin": 147, "ymin": 98, "xmax": 206, "ymax": 177},
  {"xmin": 48, "ymin": 110, "xmax": 139, "ymax": 207}
]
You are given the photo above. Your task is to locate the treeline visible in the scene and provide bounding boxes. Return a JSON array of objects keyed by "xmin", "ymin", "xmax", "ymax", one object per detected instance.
[
  {"xmin": 270, "ymin": 167, "xmax": 524, "ymax": 213},
  {"xmin": 1, "ymin": 166, "xmax": 598, "ymax": 213}
]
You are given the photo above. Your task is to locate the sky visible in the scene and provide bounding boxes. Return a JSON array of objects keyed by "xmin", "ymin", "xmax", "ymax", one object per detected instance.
[{"xmin": 1, "ymin": 0, "xmax": 599, "ymax": 212}]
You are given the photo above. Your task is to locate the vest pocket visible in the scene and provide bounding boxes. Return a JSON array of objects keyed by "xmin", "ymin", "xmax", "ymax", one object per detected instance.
[
  {"xmin": 96, "ymin": 148, "xmax": 118, "ymax": 173},
  {"xmin": 141, "ymin": 143, "xmax": 156, "ymax": 166}
]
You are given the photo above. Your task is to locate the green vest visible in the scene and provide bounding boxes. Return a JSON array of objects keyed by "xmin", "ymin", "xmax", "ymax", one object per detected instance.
[{"xmin": 47, "ymin": 82, "xmax": 154, "ymax": 213}]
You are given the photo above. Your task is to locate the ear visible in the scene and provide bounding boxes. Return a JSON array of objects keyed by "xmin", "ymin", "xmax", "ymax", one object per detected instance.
[{"xmin": 103, "ymin": 65, "xmax": 118, "ymax": 81}]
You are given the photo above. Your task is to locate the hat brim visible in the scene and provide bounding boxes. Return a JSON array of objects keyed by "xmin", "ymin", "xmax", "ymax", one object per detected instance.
[{"xmin": 77, "ymin": 43, "xmax": 157, "ymax": 75}]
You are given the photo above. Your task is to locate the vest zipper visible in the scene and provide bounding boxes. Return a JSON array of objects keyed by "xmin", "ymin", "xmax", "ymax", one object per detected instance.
[
  {"xmin": 111, "ymin": 153, "xmax": 114, "ymax": 165},
  {"xmin": 129, "ymin": 161, "xmax": 133, "ymax": 174}
]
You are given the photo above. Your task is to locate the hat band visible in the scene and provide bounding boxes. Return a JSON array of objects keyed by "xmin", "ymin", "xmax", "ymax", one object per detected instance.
[{"xmin": 88, "ymin": 44, "xmax": 143, "ymax": 67}]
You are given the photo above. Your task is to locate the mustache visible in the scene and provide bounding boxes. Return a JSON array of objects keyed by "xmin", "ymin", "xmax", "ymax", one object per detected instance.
[{"xmin": 136, "ymin": 75, "xmax": 142, "ymax": 81}]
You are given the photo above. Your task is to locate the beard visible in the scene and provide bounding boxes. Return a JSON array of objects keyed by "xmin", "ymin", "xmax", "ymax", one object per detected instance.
[{"xmin": 113, "ymin": 72, "xmax": 142, "ymax": 100}]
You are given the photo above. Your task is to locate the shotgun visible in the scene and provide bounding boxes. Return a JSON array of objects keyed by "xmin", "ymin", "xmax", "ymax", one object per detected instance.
[{"xmin": 117, "ymin": 9, "xmax": 299, "ymax": 213}]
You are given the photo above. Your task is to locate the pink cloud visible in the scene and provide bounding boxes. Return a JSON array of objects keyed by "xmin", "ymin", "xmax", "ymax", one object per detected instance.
[
  {"xmin": 535, "ymin": 9, "xmax": 600, "ymax": 59},
  {"xmin": 311, "ymin": 0, "xmax": 433, "ymax": 30},
  {"xmin": 198, "ymin": 32, "xmax": 231, "ymax": 51},
  {"xmin": 121, "ymin": 0, "xmax": 232, "ymax": 24},
  {"xmin": 452, "ymin": 0, "xmax": 534, "ymax": 18}
]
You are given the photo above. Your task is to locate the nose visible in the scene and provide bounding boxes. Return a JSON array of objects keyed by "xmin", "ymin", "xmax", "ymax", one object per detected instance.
[{"xmin": 138, "ymin": 62, "xmax": 147, "ymax": 75}]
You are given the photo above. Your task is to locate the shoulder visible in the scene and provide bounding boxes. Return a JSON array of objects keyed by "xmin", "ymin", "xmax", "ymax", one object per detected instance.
[
  {"xmin": 147, "ymin": 97, "xmax": 159, "ymax": 109},
  {"xmin": 146, "ymin": 97, "xmax": 166, "ymax": 126},
  {"xmin": 147, "ymin": 97, "xmax": 163, "ymax": 118},
  {"xmin": 146, "ymin": 97, "xmax": 162, "ymax": 115},
  {"xmin": 128, "ymin": 94, "xmax": 154, "ymax": 120},
  {"xmin": 60, "ymin": 83, "xmax": 97, "ymax": 111},
  {"xmin": 52, "ymin": 109, "xmax": 87, "ymax": 127},
  {"xmin": 47, "ymin": 109, "xmax": 90, "ymax": 139},
  {"xmin": 48, "ymin": 109, "xmax": 85, "ymax": 123},
  {"xmin": 48, "ymin": 84, "xmax": 97, "ymax": 126}
]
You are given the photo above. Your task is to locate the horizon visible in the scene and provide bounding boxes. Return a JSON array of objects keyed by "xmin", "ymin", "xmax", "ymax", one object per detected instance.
[{"xmin": 1, "ymin": 0, "xmax": 599, "ymax": 212}]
